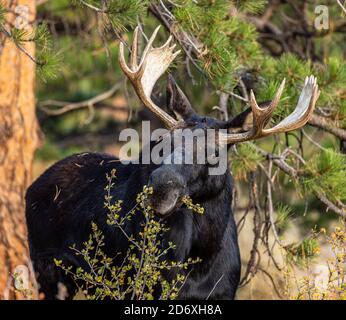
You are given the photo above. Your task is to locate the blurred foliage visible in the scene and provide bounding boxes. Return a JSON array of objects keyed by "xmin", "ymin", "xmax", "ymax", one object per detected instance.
[
  {"xmin": 230, "ymin": 142, "xmax": 262, "ymax": 180},
  {"xmin": 283, "ymin": 220, "xmax": 346, "ymax": 300},
  {"xmin": 302, "ymin": 149, "xmax": 346, "ymax": 204},
  {"xmin": 275, "ymin": 204, "xmax": 293, "ymax": 232},
  {"xmin": 74, "ymin": 0, "xmax": 150, "ymax": 32},
  {"xmin": 0, "ymin": 2, "xmax": 60, "ymax": 81}
]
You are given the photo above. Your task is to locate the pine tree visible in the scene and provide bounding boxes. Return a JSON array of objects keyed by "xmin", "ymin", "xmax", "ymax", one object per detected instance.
[{"xmin": 0, "ymin": 0, "xmax": 40, "ymax": 299}]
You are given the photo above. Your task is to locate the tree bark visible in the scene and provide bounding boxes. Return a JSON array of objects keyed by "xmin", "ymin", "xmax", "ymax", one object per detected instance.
[{"xmin": 0, "ymin": 0, "xmax": 39, "ymax": 299}]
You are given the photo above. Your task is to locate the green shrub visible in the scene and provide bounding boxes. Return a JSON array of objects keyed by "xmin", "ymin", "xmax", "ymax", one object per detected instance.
[{"xmin": 55, "ymin": 169, "xmax": 202, "ymax": 300}]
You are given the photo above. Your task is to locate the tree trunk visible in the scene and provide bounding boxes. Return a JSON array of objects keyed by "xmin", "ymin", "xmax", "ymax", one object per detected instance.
[{"xmin": 0, "ymin": 0, "xmax": 39, "ymax": 299}]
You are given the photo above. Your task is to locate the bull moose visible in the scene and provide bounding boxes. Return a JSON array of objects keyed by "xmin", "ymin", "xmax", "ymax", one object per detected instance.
[{"xmin": 25, "ymin": 26, "xmax": 319, "ymax": 300}]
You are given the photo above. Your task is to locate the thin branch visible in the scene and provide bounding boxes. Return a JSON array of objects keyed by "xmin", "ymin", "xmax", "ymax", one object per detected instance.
[
  {"xmin": 315, "ymin": 192, "xmax": 346, "ymax": 218},
  {"xmin": 301, "ymin": 128, "xmax": 326, "ymax": 151},
  {"xmin": 218, "ymin": 92, "xmax": 229, "ymax": 121},
  {"xmin": 97, "ymin": 2, "xmax": 112, "ymax": 69},
  {"xmin": 149, "ymin": 3, "xmax": 205, "ymax": 76},
  {"xmin": 254, "ymin": 145, "xmax": 298, "ymax": 178},
  {"xmin": 240, "ymin": 172, "xmax": 262, "ymax": 286},
  {"xmin": 221, "ymin": 88, "xmax": 248, "ymax": 102},
  {"xmin": 0, "ymin": 26, "xmax": 41, "ymax": 65},
  {"xmin": 258, "ymin": 267, "xmax": 284, "ymax": 299},
  {"xmin": 337, "ymin": 0, "xmax": 346, "ymax": 15},
  {"xmin": 255, "ymin": 146, "xmax": 346, "ymax": 217},
  {"xmin": 38, "ymin": 83, "xmax": 121, "ymax": 116},
  {"xmin": 266, "ymin": 161, "xmax": 283, "ymax": 246},
  {"xmin": 206, "ymin": 274, "xmax": 224, "ymax": 300},
  {"xmin": 79, "ymin": 0, "xmax": 102, "ymax": 12}
]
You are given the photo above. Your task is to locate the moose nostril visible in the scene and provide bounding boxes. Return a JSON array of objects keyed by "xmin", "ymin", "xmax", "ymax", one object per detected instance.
[{"xmin": 148, "ymin": 167, "xmax": 186, "ymax": 193}]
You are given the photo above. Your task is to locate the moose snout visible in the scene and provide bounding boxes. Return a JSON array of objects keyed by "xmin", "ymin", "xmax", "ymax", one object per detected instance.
[{"xmin": 148, "ymin": 167, "xmax": 186, "ymax": 217}]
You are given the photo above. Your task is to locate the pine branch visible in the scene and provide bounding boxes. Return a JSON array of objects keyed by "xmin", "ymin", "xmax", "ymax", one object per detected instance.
[
  {"xmin": 254, "ymin": 146, "xmax": 346, "ymax": 218},
  {"xmin": 308, "ymin": 114, "xmax": 346, "ymax": 142},
  {"xmin": 315, "ymin": 193, "xmax": 346, "ymax": 218},
  {"xmin": 149, "ymin": 3, "xmax": 205, "ymax": 75},
  {"xmin": 0, "ymin": 26, "xmax": 41, "ymax": 65}
]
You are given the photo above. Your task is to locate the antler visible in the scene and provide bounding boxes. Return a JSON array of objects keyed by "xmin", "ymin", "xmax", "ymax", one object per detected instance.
[
  {"xmin": 119, "ymin": 26, "xmax": 180, "ymax": 128},
  {"xmin": 219, "ymin": 75, "xmax": 320, "ymax": 144}
]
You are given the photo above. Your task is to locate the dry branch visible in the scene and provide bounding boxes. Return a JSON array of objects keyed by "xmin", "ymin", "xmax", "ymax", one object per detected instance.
[
  {"xmin": 308, "ymin": 114, "xmax": 346, "ymax": 142},
  {"xmin": 38, "ymin": 83, "xmax": 121, "ymax": 116},
  {"xmin": 255, "ymin": 145, "xmax": 346, "ymax": 218}
]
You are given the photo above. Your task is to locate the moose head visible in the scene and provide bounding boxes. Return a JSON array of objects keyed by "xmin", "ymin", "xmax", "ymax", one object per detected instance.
[{"xmin": 119, "ymin": 26, "xmax": 320, "ymax": 216}]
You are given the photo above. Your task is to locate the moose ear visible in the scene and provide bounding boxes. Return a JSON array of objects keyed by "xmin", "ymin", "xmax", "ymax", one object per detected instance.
[
  {"xmin": 167, "ymin": 74, "xmax": 196, "ymax": 120},
  {"xmin": 226, "ymin": 101, "xmax": 272, "ymax": 132}
]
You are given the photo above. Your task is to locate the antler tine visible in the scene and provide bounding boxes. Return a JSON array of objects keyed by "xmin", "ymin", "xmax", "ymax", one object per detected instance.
[
  {"xmin": 138, "ymin": 25, "xmax": 161, "ymax": 68},
  {"xmin": 219, "ymin": 75, "xmax": 319, "ymax": 144},
  {"xmin": 268, "ymin": 78, "xmax": 286, "ymax": 111},
  {"xmin": 130, "ymin": 26, "xmax": 139, "ymax": 70},
  {"xmin": 250, "ymin": 78, "xmax": 286, "ymax": 118},
  {"xmin": 118, "ymin": 26, "xmax": 180, "ymax": 129},
  {"xmin": 119, "ymin": 42, "xmax": 132, "ymax": 76},
  {"xmin": 159, "ymin": 35, "xmax": 174, "ymax": 50},
  {"xmin": 264, "ymin": 75, "xmax": 319, "ymax": 134},
  {"xmin": 245, "ymin": 78, "xmax": 286, "ymax": 138},
  {"xmin": 248, "ymin": 90, "xmax": 269, "ymax": 135}
]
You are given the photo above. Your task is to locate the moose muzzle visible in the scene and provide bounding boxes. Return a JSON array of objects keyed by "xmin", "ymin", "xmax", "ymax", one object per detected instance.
[{"xmin": 148, "ymin": 167, "xmax": 186, "ymax": 217}]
